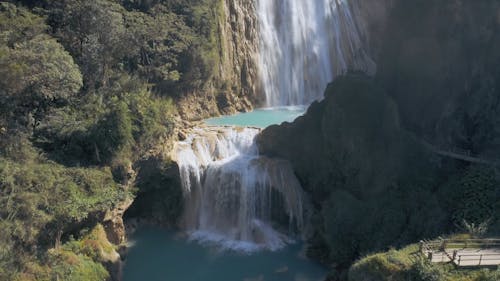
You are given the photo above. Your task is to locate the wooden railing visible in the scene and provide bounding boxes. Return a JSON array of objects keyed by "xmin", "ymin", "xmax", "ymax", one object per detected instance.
[
  {"xmin": 456, "ymin": 253, "xmax": 500, "ymax": 266},
  {"xmin": 421, "ymin": 238, "xmax": 500, "ymax": 251},
  {"xmin": 420, "ymin": 238, "xmax": 500, "ymax": 267}
]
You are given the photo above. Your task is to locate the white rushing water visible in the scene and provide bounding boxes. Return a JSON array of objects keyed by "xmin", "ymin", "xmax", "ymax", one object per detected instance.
[
  {"xmin": 174, "ymin": 127, "xmax": 305, "ymax": 252},
  {"xmin": 257, "ymin": 0, "xmax": 375, "ymax": 106},
  {"xmin": 171, "ymin": 0, "xmax": 375, "ymax": 253}
]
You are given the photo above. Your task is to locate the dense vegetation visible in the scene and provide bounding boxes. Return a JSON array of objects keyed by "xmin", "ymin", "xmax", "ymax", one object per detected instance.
[
  {"xmin": 1, "ymin": 0, "xmax": 499, "ymax": 280},
  {"xmin": 0, "ymin": 0, "xmax": 224, "ymax": 279}
]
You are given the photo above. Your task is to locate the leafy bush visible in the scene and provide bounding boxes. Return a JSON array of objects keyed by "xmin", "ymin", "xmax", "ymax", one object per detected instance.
[
  {"xmin": 0, "ymin": 159, "xmax": 127, "ymax": 279},
  {"xmin": 0, "ymin": 3, "xmax": 83, "ymax": 129},
  {"xmin": 407, "ymin": 260, "xmax": 448, "ymax": 281}
]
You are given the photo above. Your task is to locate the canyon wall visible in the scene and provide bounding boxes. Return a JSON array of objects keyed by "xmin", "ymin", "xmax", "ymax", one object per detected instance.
[
  {"xmin": 178, "ymin": 0, "xmax": 260, "ymax": 120},
  {"xmin": 217, "ymin": 0, "xmax": 261, "ymax": 108},
  {"xmin": 349, "ymin": 0, "xmax": 394, "ymax": 59},
  {"xmin": 257, "ymin": 1, "xmax": 500, "ymax": 278}
]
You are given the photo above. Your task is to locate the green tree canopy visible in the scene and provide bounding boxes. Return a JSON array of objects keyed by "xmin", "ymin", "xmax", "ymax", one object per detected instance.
[{"xmin": 0, "ymin": 3, "xmax": 82, "ymax": 129}]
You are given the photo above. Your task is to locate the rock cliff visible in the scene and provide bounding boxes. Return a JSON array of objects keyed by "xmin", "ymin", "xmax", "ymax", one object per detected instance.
[
  {"xmin": 178, "ymin": 0, "xmax": 260, "ymax": 120},
  {"xmin": 256, "ymin": 1, "xmax": 500, "ymax": 278}
]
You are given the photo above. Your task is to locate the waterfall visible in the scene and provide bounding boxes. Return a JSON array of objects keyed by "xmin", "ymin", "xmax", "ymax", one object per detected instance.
[
  {"xmin": 174, "ymin": 127, "xmax": 305, "ymax": 252},
  {"xmin": 170, "ymin": 0, "xmax": 375, "ymax": 253},
  {"xmin": 257, "ymin": 0, "xmax": 375, "ymax": 106}
]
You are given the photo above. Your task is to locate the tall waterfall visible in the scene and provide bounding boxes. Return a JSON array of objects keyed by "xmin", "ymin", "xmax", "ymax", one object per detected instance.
[
  {"xmin": 257, "ymin": 0, "xmax": 375, "ymax": 106},
  {"xmin": 174, "ymin": 127, "xmax": 305, "ymax": 251}
]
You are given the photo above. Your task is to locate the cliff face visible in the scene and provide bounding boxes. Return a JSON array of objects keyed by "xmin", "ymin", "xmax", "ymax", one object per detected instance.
[
  {"xmin": 256, "ymin": 0, "xmax": 500, "ymax": 275},
  {"xmin": 178, "ymin": 0, "xmax": 260, "ymax": 120},
  {"xmin": 349, "ymin": 0, "xmax": 394, "ymax": 59},
  {"xmin": 217, "ymin": 0, "xmax": 261, "ymax": 108},
  {"xmin": 257, "ymin": 75, "xmax": 445, "ymax": 269},
  {"xmin": 257, "ymin": 75, "xmax": 409, "ymax": 200},
  {"xmin": 376, "ymin": 0, "xmax": 500, "ymax": 156}
]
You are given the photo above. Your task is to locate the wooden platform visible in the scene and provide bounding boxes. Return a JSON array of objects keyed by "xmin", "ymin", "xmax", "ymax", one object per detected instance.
[
  {"xmin": 427, "ymin": 248, "xmax": 500, "ymax": 267},
  {"xmin": 421, "ymin": 239, "xmax": 500, "ymax": 267}
]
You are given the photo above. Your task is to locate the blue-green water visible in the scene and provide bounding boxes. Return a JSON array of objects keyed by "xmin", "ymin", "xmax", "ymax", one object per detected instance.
[
  {"xmin": 123, "ymin": 108, "xmax": 324, "ymax": 280},
  {"xmin": 205, "ymin": 106, "xmax": 305, "ymax": 128},
  {"xmin": 123, "ymin": 227, "xmax": 327, "ymax": 281}
]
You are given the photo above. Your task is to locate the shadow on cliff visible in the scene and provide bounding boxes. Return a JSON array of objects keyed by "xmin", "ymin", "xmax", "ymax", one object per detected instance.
[{"xmin": 257, "ymin": 74, "xmax": 499, "ymax": 278}]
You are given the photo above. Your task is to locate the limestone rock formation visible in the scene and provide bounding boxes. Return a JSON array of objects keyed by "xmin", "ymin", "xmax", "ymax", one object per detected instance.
[
  {"xmin": 217, "ymin": 0, "xmax": 261, "ymax": 107},
  {"xmin": 103, "ymin": 197, "xmax": 134, "ymax": 245},
  {"xmin": 178, "ymin": 0, "xmax": 260, "ymax": 120}
]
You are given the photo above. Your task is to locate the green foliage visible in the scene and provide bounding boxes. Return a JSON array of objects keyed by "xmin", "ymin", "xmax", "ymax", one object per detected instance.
[
  {"xmin": 0, "ymin": 0, "xmax": 221, "ymax": 279},
  {"xmin": 91, "ymin": 100, "xmax": 135, "ymax": 163},
  {"xmin": 349, "ymin": 248, "xmax": 413, "ymax": 281},
  {"xmin": 48, "ymin": 249, "xmax": 110, "ymax": 281},
  {"xmin": 0, "ymin": 158, "xmax": 127, "ymax": 279},
  {"xmin": 48, "ymin": 0, "xmax": 129, "ymax": 90},
  {"xmin": 0, "ymin": 2, "xmax": 46, "ymax": 46},
  {"xmin": 440, "ymin": 167, "xmax": 499, "ymax": 232},
  {"xmin": 35, "ymin": 76, "xmax": 175, "ymax": 166},
  {"xmin": 62, "ymin": 224, "xmax": 116, "ymax": 262},
  {"xmin": 0, "ymin": 3, "xmax": 83, "ymax": 129},
  {"xmin": 407, "ymin": 259, "xmax": 449, "ymax": 281},
  {"xmin": 44, "ymin": 0, "xmax": 222, "ymax": 96},
  {"xmin": 0, "ymin": 159, "xmax": 126, "ymax": 244}
]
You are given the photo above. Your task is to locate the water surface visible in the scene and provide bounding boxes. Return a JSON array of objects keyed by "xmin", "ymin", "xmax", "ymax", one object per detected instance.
[
  {"xmin": 123, "ymin": 108, "xmax": 325, "ymax": 281},
  {"xmin": 123, "ymin": 227, "xmax": 327, "ymax": 281},
  {"xmin": 204, "ymin": 107, "xmax": 305, "ymax": 128}
]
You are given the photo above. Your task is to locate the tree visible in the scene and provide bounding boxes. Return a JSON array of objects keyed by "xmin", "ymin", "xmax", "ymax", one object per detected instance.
[
  {"xmin": 50, "ymin": 0, "xmax": 130, "ymax": 90},
  {"xmin": 0, "ymin": 4, "xmax": 83, "ymax": 130}
]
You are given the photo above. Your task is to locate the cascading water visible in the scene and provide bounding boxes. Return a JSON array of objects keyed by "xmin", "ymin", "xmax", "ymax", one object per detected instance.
[
  {"xmin": 171, "ymin": 0, "xmax": 374, "ymax": 253},
  {"xmin": 257, "ymin": 0, "xmax": 375, "ymax": 106},
  {"xmin": 174, "ymin": 127, "xmax": 305, "ymax": 252}
]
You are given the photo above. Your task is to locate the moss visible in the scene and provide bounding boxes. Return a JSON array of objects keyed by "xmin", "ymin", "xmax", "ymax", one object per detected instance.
[
  {"xmin": 63, "ymin": 224, "xmax": 117, "ymax": 262},
  {"xmin": 48, "ymin": 249, "xmax": 110, "ymax": 281}
]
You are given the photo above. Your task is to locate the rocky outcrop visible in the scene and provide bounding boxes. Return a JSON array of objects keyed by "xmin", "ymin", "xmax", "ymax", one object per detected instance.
[
  {"xmin": 257, "ymin": 74, "xmax": 410, "ymax": 203},
  {"xmin": 103, "ymin": 197, "xmax": 134, "ymax": 245},
  {"xmin": 216, "ymin": 0, "xmax": 261, "ymax": 107},
  {"xmin": 350, "ymin": 0, "xmax": 500, "ymax": 154},
  {"xmin": 124, "ymin": 157, "xmax": 183, "ymax": 226},
  {"xmin": 375, "ymin": 0, "xmax": 500, "ymax": 155},
  {"xmin": 349, "ymin": 0, "xmax": 394, "ymax": 59},
  {"xmin": 257, "ymin": 1, "xmax": 500, "ymax": 276},
  {"xmin": 257, "ymin": 74, "xmax": 448, "ymax": 274},
  {"xmin": 178, "ymin": 0, "xmax": 260, "ymax": 120}
]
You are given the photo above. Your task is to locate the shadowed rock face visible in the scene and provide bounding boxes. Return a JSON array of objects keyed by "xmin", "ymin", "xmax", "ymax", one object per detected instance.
[
  {"xmin": 256, "ymin": 74, "xmax": 449, "ymax": 270},
  {"xmin": 257, "ymin": 0, "xmax": 500, "ymax": 275},
  {"xmin": 375, "ymin": 0, "xmax": 500, "ymax": 155},
  {"xmin": 257, "ymin": 75, "xmax": 406, "ymax": 201}
]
